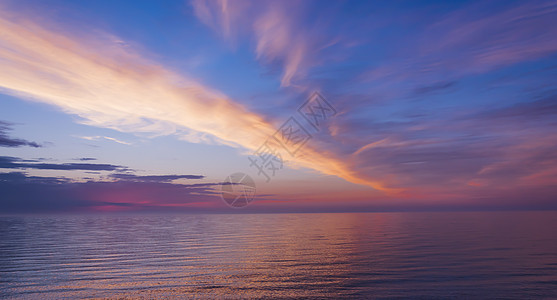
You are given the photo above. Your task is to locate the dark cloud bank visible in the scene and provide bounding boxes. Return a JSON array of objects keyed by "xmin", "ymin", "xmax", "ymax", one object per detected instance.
[{"xmin": 0, "ymin": 170, "xmax": 222, "ymax": 213}]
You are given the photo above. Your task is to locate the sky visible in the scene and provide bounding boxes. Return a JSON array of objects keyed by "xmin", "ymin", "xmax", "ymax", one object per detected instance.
[{"xmin": 0, "ymin": 0, "xmax": 556, "ymax": 213}]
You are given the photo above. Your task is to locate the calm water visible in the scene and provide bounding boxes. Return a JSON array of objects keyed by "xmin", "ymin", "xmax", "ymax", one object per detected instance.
[{"xmin": 0, "ymin": 212, "xmax": 556, "ymax": 299}]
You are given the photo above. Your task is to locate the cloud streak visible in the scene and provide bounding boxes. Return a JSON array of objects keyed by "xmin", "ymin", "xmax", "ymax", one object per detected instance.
[
  {"xmin": 0, "ymin": 7, "xmax": 392, "ymax": 193},
  {"xmin": 77, "ymin": 136, "xmax": 132, "ymax": 145},
  {"xmin": 110, "ymin": 173, "xmax": 205, "ymax": 182},
  {"xmin": 0, "ymin": 156, "xmax": 125, "ymax": 172},
  {"xmin": 360, "ymin": 1, "xmax": 557, "ymax": 85},
  {"xmin": 192, "ymin": 0, "xmax": 317, "ymax": 87},
  {"xmin": 0, "ymin": 120, "xmax": 41, "ymax": 148}
]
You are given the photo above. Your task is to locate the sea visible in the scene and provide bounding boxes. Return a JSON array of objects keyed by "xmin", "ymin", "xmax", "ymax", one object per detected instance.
[{"xmin": 1, "ymin": 211, "xmax": 556, "ymax": 298}]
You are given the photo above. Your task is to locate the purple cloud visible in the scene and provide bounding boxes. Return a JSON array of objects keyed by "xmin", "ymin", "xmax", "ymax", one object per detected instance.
[{"xmin": 0, "ymin": 121, "xmax": 41, "ymax": 148}]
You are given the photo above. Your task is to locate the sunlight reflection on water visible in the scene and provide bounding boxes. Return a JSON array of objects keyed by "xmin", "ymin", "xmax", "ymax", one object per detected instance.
[{"xmin": 1, "ymin": 212, "xmax": 556, "ymax": 298}]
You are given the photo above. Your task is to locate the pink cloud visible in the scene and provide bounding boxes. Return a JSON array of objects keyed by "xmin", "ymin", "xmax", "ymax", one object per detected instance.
[
  {"xmin": 192, "ymin": 0, "xmax": 323, "ymax": 87},
  {"xmin": 0, "ymin": 6, "xmax": 398, "ymax": 194}
]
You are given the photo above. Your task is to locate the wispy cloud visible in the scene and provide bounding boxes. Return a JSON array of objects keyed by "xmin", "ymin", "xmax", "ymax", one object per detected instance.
[
  {"xmin": 75, "ymin": 157, "xmax": 97, "ymax": 161},
  {"xmin": 360, "ymin": 1, "xmax": 557, "ymax": 84},
  {"xmin": 0, "ymin": 120, "xmax": 41, "ymax": 148},
  {"xmin": 252, "ymin": 2, "xmax": 306, "ymax": 87},
  {"xmin": 110, "ymin": 173, "xmax": 205, "ymax": 182},
  {"xmin": 422, "ymin": 1, "xmax": 557, "ymax": 73},
  {"xmin": 0, "ymin": 7, "xmax": 392, "ymax": 193},
  {"xmin": 328, "ymin": 91, "xmax": 557, "ymax": 203},
  {"xmin": 77, "ymin": 136, "xmax": 132, "ymax": 145},
  {"xmin": 0, "ymin": 156, "xmax": 125, "ymax": 172},
  {"xmin": 192, "ymin": 0, "xmax": 319, "ymax": 87},
  {"xmin": 191, "ymin": 0, "xmax": 248, "ymax": 41}
]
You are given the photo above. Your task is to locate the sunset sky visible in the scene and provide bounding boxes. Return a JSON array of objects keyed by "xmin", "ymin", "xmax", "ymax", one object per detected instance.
[{"xmin": 1, "ymin": 0, "xmax": 556, "ymax": 213}]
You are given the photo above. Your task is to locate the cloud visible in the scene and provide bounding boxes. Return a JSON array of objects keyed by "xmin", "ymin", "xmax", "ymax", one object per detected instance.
[
  {"xmin": 325, "ymin": 89, "xmax": 557, "ymax": 204},
  {"xmin": 252, "ymin": 2, "xmax": 306, "ymax": 87},
  {"xmin": 192, "ymin": 0, "xmax": 319, "ymax": 87},
  {"xmin": 110, "ymin": 173, "xmax": 205, "ymax": 182},
  {"xmin": 0, "ymin": 7, "xmax": 394, "ymax": 193},
  {"xmin": 0, "ymin": 171, "xmax": 68, "ymax": 184},
  {"xmin": 0, "ymin": 120, "xmax": 41, "ymax": 148},
  {"xmin": 75, "ymin": 157, "xmax": 97, "ymax": 161},
  {"xmin": 190, "ymin": 0, "xmax": 557, "ymax": 204},
  {"xmin": 194, "ymin": 0, "xmax": 557, "ymax": 92},
  {"xmin": 77, "ymin": 136, "xmax": 131, "ymax": 145},
  {"xmin": 0, "ymin": 156, "xmax": 125, "ymax": 171},
  {"xmin": 191, "ymin": 0, "xmax": 249, "ymax": 41},
  {"xmin": 0, "ymin": 171, "xmax": 223, "ymax": 213},
  {"xmin": 361, "ymin": 1, "xmax": 557, "ymax": 85},
  {"xmin": 421, "ymin": 1, "xmax": 557, "ymax": 73},
  {"xmin": 0, "ymin": 166, "xmax": 226, "ymax": 213}
]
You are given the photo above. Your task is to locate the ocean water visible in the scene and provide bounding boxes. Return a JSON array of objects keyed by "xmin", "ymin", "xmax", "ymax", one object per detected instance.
[{"xmin": 0, "ymin": 212, "xmax": 556, "ymax": 299}]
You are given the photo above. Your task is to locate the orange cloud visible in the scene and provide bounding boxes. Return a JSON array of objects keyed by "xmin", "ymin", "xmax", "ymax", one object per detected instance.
[{"xmin": 0, "ymin": 8, "xmax": 397, "ymax": 193}]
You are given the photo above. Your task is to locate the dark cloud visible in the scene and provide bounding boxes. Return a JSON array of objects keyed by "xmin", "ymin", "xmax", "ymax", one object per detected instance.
[
  {"xmin": 0, "ymin": 172, "xmax": 221, "ymax": 213},
  {"xmin": 0, "ymin": 171, "xmax": 69, "ymax": 185},
  {"xmin": 76, "ymin": 157, "xmax": 97, "ymax": 161},
  {"xmin": 0, "ymin": 173, "xmax": 137, "ymax": 213},
  {"xmin": 0, "ymin": 121, "xmax": 41, "ymax": 148},
  {"xmin": 110, "ymin": 173, "xmax": 205, "ymax": 182},
  {"xmin": 0, "ymin": 156, "xmax": 125, "ymax": 171}
]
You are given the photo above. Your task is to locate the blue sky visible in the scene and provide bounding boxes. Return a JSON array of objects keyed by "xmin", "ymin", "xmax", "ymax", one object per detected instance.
[{"xmin": 1, "ymin": 0, "xmax": 556, "ymax": 212}]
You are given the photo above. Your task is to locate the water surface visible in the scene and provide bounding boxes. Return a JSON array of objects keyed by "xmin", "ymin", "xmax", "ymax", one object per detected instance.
[{"xmin": 1, "ymin": 212, "xmax": 556, "ymax": 298}]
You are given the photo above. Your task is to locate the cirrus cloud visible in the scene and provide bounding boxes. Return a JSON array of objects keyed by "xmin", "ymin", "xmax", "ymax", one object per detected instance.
[{"xmin": 0, "ymin": 7, "xmax": 394, "ymax": 193}]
